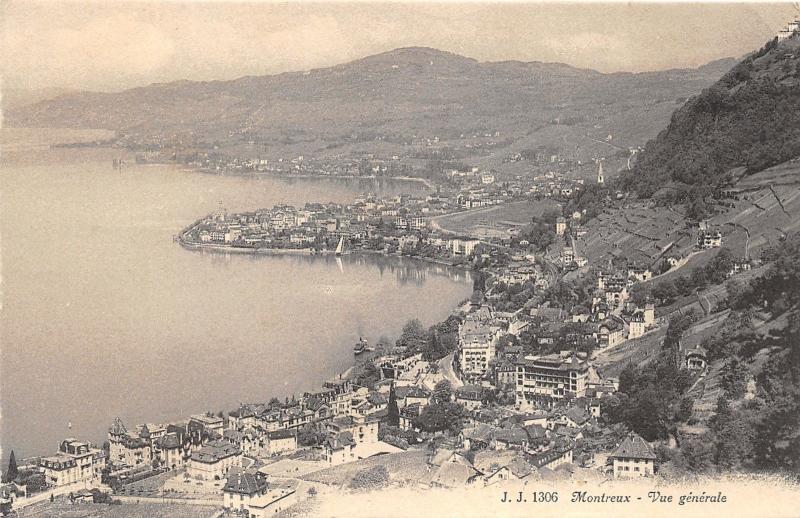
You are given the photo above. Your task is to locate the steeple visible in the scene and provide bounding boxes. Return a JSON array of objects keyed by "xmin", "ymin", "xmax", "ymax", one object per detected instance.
[{"xmin": 597, "ymin": 160, "xmax": 605, "ymax": 185}]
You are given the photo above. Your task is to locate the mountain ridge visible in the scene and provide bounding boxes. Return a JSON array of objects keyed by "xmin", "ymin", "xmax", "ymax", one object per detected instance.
[{"xmin": 5, "ymin": 46, "xmax": 738, "ymax": 164}]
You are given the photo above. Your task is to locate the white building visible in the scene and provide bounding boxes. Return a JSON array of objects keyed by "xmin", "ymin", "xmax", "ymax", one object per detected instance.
[
  {"xmin": 187, "ymin": 440, "xmax": 241, "ymax": 481},
  {"xmin": 609, "ymin": 432, "xmax": 656, "ymax": 478},
  {"xmin": 515, "ymin": 352, "xmax": 589, "ymax": 406},
  {"xmin": 39, "ymin": 439, "xmax": 106, "ymax": 488},
  {"xmin": 458, "ymin": 309, "xmax": 501, "ymax": 377}
]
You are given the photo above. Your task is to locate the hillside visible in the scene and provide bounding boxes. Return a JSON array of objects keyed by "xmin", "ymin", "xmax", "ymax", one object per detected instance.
[
  {"xmin": 6, "ymin": 47, "xmax": 734, "ymax": 167},
  {"xmin": 621, "ymin": 36, "xmax": 800, "ymax": 212}
]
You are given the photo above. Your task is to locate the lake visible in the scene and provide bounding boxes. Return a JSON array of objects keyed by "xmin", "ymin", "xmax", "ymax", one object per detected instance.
[{"xmin": 0, "ymin": 132, "xmax": 472, "ymax": 460}]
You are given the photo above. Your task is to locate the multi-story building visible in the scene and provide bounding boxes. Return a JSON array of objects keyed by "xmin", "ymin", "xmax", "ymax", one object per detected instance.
[
  {"xmin": 458, "ymin": 312, "xmax": 501, "ymax": 377},
  {"xmin": 39, "ymin": 439, "xmax": 106, "ymax": 488},
  {"xmin": 697, "ymin": 229, "xmax": 722, "ymax": 249},
  {"xmin": 108, "ymin": 418, "xmax": 152, "ymax": 469},
  {"xmin": 448, "ymin": 238, "xmax": 480, "ymax": 257},
  {"xmin": 187, "ymin": 440, "xmax": 241, "ymax": 481},
  {"xmin": 627, "ymin": 312, "xmax": 646, "ymax": 340},
  {"xmin": 223, "ymin": 468, "xmax": 267, "ymax": 512},
  {"xmin": 189, "ymin": 413, "xmax": 225, "ymax": 436},
  {"xmin": 515, "ymin": 352, "xmax": 589, "ymax": 406},
  {"xmin": 322, "ymin": 379, "xmax": 353, "ymax": 416}
]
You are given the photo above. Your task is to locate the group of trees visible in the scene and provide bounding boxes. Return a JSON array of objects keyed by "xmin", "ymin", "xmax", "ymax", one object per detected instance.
[
  {"xmin": 413, "ymin": 380, "xmax": 464, "ymax": 434},
  {"xmin": 651, "ymin": 248, "xmax": 739, "ymax": 305},
  {"xmin": 491, "ymin": 280, "xmax": 535, "ymax": 313},
  {"xmin": 564, "ymin": 183, "xmax": 612, "ymax": 222},
  {"xmin": 602, "ymin": 313, "xmax": 696, "ymax": 441},
  {"xmin": 619, "ymin": 38, "xmax": 800, "ymax": 218},
  {"xmin": 394, "ymin": 316, "xmax": 462, "ymax": 363},
  {"xmin": 656, "ymin": 236, "xmax": 800, "ymax": 475},
  {"xmin": 519, "ymin": 208, "xmax": 561, "ymax": 253}
]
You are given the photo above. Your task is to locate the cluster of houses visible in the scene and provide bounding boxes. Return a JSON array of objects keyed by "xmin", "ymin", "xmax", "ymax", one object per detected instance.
[{"xmin": 185, "ymin": 195, "xmax": 488, "ymax": 261}]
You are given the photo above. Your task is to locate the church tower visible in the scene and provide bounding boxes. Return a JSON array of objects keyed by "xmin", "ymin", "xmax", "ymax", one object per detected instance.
[{"xmin": 597, "ymin": 160, "xmax": 605, "ymax": 185}]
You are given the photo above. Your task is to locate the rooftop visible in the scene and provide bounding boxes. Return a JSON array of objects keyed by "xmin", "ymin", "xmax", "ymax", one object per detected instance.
[{"xmin": 610, "ymin": 432, "xmax": 656, "ymax": 461}]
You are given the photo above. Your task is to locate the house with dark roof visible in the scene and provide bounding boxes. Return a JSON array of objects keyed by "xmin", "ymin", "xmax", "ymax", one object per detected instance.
[
  {"xmin": 399, "ymin": 403, "xmax": 421, "ymax": 431},
  {"xmin": 461, "ymin": 423, "xmax": 497, "ymax": 451},
  {"xmin": 609, "ymin": 432, "xmax": 656, "ymax": 478},
  {"xmin": 493, "ymin": 426, "xmax": 528, "ymax": 451},
  {"xmin": 223, "ymin": 467, "xmax": 268, "ymax": 512},
  {"xmin": 155, "ymin": 432, "xmax": 183, "ymax": 469},
  {"xmin": 455, "ymin": 385, "xmax": 484, "ymax": 412},
  {"xmin": 187, "ymin": 440, "xmax": 241, "ymax": 480},
  {"xmin": 403, "ymin": 386, "xmax": 431, "ymax": 409},
  {"xmin": 323, "ymin": 431, "xmax": 355, "ymax": 465},
  {"xmin": 549, "ymin": 405, "xmax": 592, "ymax": 429},
  {"xmin": 108, "ymin": 418, "xmax": 152, "ymax": 470},
  {"xmin": 527, "ymin": 440, "xmax": 574, "ymax": 470},
  {"xmin": 684, "ymin": 344, "xmax": 708, "ymax": 370}
]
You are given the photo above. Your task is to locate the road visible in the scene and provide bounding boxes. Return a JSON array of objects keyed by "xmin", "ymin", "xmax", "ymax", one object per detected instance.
[
  {"xmin": 13, "ymin": 479, "xmax": 104, "ymax": 511},
  {"xmin": 437, "ymin": 352, "xmax": 463, "ymax": 389}
]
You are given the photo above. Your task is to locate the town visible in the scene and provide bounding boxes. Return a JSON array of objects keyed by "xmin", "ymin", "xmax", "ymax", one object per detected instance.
[
  {"xmin": 3, "ymin": 153, "xmax": 770, "ymax": 517},
  {"xmin": 4, "ymin": 7, "xmax": 800, "ymax": 518}
]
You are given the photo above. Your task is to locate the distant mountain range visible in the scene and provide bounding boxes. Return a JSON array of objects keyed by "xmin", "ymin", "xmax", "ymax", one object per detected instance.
[{"xmin": 5, "ymin": 47, "xmax": 737, "ymax": 162}]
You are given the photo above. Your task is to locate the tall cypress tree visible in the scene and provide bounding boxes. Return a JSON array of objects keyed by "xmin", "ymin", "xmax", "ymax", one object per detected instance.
[
  {"xmin": 5, "ymin": 451, "xmax": 18, "ymax": 483},
  {"xmin": 387, "ymin": 383, "xmax": 400, "ymax": 427}
]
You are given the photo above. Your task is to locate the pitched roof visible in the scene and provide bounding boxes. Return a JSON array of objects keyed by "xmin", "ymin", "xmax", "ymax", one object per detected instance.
[
  {"xmin": 507, "ymin": 456, "xmax": 535, "ymax": 479},
  {"xmin": 610, "ymin": 432, "xmax": 656, "ymax": 460},
  {"xmin": 158, "ymin": 433, "xmax": 181, "ymax": 450},
  {"xmin": 462, "ymin": 423, "xmax": 496, "ymax": 443},
  {"xmin": 430, "ymin": 462, "xmax": 481, "ymax": 488},
  {"xmin": 565, "ymin": 406, "xmax": 590, "ymax": 426},
  {"xmin": 429, "ymin": 448, "xmax": 455, "ymax": 467},
  {"xmin": 190, "ymin": 440, "xmax": 241, "ymax": 463},
  {"xmin": 223, "ymin": 467, "xmax": 267, "ymax": 495},
  {"xmin": 493, "ymin": 426, "xmax": 528, "ymax": 445}
]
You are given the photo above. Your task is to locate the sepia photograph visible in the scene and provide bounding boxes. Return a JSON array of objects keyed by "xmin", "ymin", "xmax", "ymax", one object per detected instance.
[{"xmin": 1, "ymin": 1, "xmax": 799, "ymax": 516}]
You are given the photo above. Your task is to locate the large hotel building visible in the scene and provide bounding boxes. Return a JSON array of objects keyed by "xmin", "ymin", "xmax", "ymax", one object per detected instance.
[{"xmin": 515, "ymin": 351, "xmax": 589, "ymax": 406}]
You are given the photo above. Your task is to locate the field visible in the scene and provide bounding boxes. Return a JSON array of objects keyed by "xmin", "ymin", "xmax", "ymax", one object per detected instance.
[
  {"xmin": 300, "ymin": 449, "xmax": 430, "ymax": 488},
  {"xmin": 431, "ymin": 200, "xmax": 560, "ymax": 238}
]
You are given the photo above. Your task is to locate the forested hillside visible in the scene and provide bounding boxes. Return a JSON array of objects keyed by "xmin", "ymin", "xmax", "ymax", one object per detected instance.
[{"xmin": 620, "ymin": 36, "xmax": 800, "ymax": 218}]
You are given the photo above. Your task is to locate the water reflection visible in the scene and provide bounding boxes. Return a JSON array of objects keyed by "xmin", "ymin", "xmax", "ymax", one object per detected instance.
[{"xmin": 192, "ymin": 248, "xmax": 472, "ymax": 288}]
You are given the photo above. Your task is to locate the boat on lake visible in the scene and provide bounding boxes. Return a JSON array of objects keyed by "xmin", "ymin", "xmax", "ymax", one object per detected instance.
[{"xmin": 354, "ymin": 337, "xmax": 369, "ymax": 355}]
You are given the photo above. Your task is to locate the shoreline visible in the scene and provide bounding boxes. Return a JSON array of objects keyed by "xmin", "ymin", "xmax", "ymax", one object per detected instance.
[
  {"xmin": 182, "ymin": 167, "xmax": 436, "ymax": 189},
  {"xmin": 176, "ymin": 222, "xmax": 469, "ymax": 268}
]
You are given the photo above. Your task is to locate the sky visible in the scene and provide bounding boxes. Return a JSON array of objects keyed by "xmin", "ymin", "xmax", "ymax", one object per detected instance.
[{"xmin": 1, "ymin": 1, "xmax": 798, "ymax": 93}]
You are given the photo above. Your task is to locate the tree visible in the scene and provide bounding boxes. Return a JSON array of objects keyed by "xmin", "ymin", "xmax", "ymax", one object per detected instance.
[
  {"xmin": 397, "ymin": 319, "xmax": 427, "ymax": 352},
  {"xmin": 720, "ymin": 358, "xmax": 748, "ymax": 399},
  {"xmin": 414, "ymin": 402, "xmax": 463, "ymax": 433},
  {"xmin": 387, "ymin": 384, "xmax": 400, "ymax": 427},
  {"xmin": 4, "ymin": 451, "xmax": 18, "ymax": 483},
  {"xmin": 433, "ymin": 380, "xmax": 452, "ymax": 405},
  {"xmin": 355, "ymin": 361, "xmax": 381, "ymax": 389},
  {"xmin": 298, "ymin": 424, "xmax": 324, "ymax": 447},
  {"xmin": 681, "ymin": 436, "xmax": 715, "ymax": 473},
  {"xmin": 677, "ymin": 396, "xmax": 694, "ymax": 422}
]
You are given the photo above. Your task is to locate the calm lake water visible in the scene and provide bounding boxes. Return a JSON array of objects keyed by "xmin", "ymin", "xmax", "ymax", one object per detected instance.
[{"xmin": 0, "ymin": 133, "xmax": 472, "ymax": 461}]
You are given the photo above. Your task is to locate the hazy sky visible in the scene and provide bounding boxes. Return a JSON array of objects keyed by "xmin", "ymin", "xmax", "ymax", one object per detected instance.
[{"xmin": 1, "ymin": 2, "xmax": 797, "ymax": 93}]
